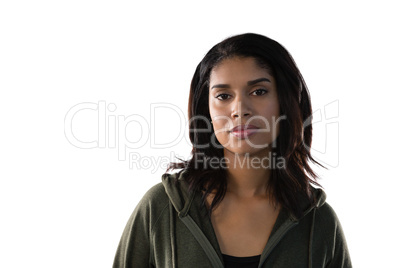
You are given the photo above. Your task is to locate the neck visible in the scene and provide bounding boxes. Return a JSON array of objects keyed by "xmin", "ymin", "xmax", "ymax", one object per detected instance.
[{"xmin": 223, "ymin": 149, "xmax": 272, "ymax": 198}]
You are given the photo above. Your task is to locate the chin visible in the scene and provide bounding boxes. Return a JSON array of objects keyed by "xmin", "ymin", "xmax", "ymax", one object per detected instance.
[
  {"xmin": 224, "ymin": 145, "xmax": 271, "ymax": 157},
  {"xmin": 216, "ymin": 134, "xmax": 274, "ymax": 156}
]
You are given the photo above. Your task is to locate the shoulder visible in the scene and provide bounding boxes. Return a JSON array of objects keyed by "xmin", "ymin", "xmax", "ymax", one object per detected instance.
[
  {"xmin": 125, "ymin": 182, "xmax": 171, "ymax": 231},
  {"xmin": 315, "ymin": 202, "xmax": 342, "ymax": 231},
  {"xmin": 135, "ymin": 170, "xmax": 190, "ymax": 216},
  {"xmin": 141, "ymin": 182, "xmax": 169, "ymax": 203},
  {"xmin": 113, "ymin": 183, "xmax": 170, "ymax": 267},
  {"xmin": 136, "ymin": 182, "xmax": 170, "ymax": 213},
  {"xmin": 314, "ymin": 201, "xmax": 349, "ymax": 252}
]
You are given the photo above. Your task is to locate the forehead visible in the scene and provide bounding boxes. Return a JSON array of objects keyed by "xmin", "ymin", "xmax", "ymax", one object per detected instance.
[{"xmin": 210, "ymin": 57, "xmax": 273, "ymax": 83}]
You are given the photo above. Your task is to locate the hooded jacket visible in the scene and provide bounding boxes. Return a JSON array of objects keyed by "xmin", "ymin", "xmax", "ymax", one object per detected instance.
[{"xmin": 113, "ymin": 170, "xmax": 352, "ymax": 268}]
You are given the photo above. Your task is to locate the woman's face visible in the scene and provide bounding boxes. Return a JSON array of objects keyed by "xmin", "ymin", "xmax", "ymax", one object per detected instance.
[{"xmin": 208, "ymin": 56, "xmax": 281, "ymax": 157}]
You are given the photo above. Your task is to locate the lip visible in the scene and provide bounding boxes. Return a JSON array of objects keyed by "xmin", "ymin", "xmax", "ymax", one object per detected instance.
[
  {"xmin": 230, "ymin": 124, "xmax": 259, "ymax": 138},
  {"xmin": 231, "ymin": 124, "xmax": 259, "ymax": 132}
]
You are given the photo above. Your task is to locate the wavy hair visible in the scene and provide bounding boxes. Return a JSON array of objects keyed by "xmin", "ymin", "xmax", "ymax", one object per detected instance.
[{"xmin": 167, "ymin": 33, "xmax": 324, "ymax": 218}]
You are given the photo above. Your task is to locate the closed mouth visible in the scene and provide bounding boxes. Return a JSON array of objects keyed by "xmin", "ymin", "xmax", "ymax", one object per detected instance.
[{"xmin": 231, "ymin": 125, "xmax": 259, "ymax": 132}]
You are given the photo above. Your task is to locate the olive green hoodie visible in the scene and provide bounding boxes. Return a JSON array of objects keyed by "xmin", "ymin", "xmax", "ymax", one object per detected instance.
[{"xmin": 113, "ymin": 170, "xmax": 352, "ymax": 267}]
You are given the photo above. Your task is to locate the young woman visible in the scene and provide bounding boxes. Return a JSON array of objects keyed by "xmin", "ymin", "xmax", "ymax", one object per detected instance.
[{"xmin": 113, "ymin": 33, "xmax": 352, "ymax": 268}]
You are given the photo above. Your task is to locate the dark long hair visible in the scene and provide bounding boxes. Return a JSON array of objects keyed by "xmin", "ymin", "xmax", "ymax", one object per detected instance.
[{"xmin": 167, "ymin": 33, "xmax": 324, "ymax": 219}]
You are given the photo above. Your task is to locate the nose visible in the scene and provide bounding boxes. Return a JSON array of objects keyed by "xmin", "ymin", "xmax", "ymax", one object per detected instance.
[{"xmin": 231, "ymin": 100, "xmax": 252, "ymax": 119}]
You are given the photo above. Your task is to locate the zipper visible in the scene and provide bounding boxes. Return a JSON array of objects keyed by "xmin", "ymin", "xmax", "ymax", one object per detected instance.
[{"xmin": 258, "ymin": 218, "xmax": 299, "ymax": 268}]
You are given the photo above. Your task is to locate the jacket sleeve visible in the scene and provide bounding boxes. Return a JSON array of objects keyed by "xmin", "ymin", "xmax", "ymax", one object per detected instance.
[
  {"xmin": 113, "ymin": 195, "xmax": 153, "ymax": 268},
  {"xmin": 324, "ymin": 205, "xmax": 352, "ymax": 268},
  {"xmin": 326, "ymin": 221, "xmax": 352, "ymax": 268}
]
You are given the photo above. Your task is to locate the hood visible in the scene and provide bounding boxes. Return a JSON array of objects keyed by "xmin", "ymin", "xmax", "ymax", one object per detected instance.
[
  {"xmin": 162, "ymin": 169, "xmax": 194, "ymax": 218},
  {"xmin": 294, "ymin": 184, "xmax": 327, "ymax": 221}
]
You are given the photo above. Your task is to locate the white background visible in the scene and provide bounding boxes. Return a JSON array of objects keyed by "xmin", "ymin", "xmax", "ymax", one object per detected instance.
[{"xmin": 1, "ymin": 1, "xmax": 401, "ymax": 267}]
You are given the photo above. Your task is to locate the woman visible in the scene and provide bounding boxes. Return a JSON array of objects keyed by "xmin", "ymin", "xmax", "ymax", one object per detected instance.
[{"xmin": 113, "ymin": 33, "xmax": 352, "ymax": 268}]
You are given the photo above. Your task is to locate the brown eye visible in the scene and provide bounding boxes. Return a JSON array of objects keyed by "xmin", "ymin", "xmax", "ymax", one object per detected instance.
[
  {"xmin": 216, "ymin": 93, "xmax": 230, "ymax": 100},
  {"xmin": 252, "ymin": 89, "xmax": 268, "ymax": 96}
]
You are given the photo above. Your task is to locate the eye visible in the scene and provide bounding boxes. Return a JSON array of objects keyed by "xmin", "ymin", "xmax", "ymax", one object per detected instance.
[
  {"xmin": 216, "ymin": 93, "xmax": 231, "ymax": 100},
  {"xmin": 252, "ymin": 88, "xmax": 268, "ymax": 96}
]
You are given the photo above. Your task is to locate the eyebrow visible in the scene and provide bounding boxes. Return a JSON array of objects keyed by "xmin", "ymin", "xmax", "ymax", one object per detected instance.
[
  {"xmin": 248, "ymin": 77, "xmax": 271, "ymax": 85},
  {"xmin": 211, "ymin": 77, "xmax": 271, "ymax": 90}
]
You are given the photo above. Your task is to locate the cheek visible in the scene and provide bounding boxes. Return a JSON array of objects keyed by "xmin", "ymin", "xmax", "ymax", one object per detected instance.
[
  {"xmin": 209, "ymin": 98, "xmax": 220, "ymax": 114},
  {"xmin": 265, "ymin": 98, "xmax": 280, "ymax": 118},
  {"xmin": 253, "ymin": 103, "xmax": 281, "ymax": 138},
  {"xmin": 266, "ymin": 105, "xmax": 281, "ymax": 138},
  {"xmin": 209, "ymin": 100, "xmax": 230, "ymax": 121},
  {"xmin": 209, "ymin": 105, "xmax": 231, "ymax": 142},
  {"xmin": 213, "ymin": 123, "xmax": 230, "ymax": 148}
]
